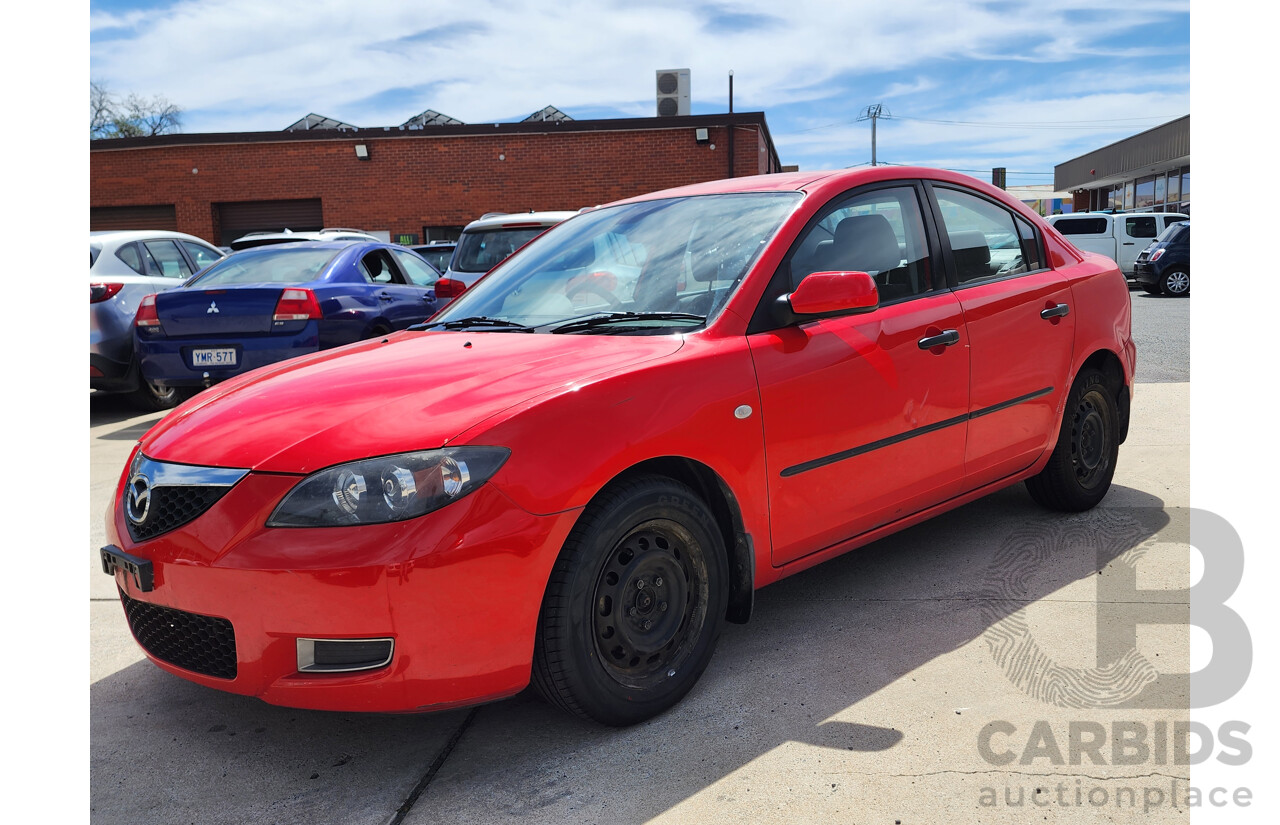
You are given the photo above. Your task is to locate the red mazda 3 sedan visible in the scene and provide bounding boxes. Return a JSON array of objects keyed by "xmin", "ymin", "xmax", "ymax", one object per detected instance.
[{"xmin": 103, "ymin": 168, "xmax": 1135, "ymax": 726}]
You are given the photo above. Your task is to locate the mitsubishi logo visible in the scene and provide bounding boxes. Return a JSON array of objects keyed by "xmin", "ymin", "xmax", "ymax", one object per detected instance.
[
  {"xmin": 207, "ymin": 301, "xmax": 220, "ymax": 314},
  {"xmin": 126, "ymin": 473, "xmax": 153, "ymax": 524}
]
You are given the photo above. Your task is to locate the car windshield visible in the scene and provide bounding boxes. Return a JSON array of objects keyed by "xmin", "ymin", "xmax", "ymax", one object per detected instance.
[
  {"xmin": 187, "ymin": 247, "xmax": 341, "ymax": 286},
  {"xmin": 433, "ymin": 192, "xmax": 801, "ymax": 330},
  {"xmin": 452, "ymin": 227, "xmax": 554, "ymax": 273}
]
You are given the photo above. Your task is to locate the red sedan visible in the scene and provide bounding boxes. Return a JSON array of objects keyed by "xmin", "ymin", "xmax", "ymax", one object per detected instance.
[{"xmin": 103, "ymin": 167, "xmax": 1134, "ymax": 726}]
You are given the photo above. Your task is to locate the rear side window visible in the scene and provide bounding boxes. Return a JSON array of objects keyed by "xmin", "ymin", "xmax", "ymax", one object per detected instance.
[
  {"xmin": 934, "ymin": 187, "xmax": 1029, "ymax": 284},
  {"xmin": 115, "ymin": 244, "xmax": 144, "ymax": 274},
  {"xmin": 1053, "ymin": 217, "xmax": 1109, "ymax": 235},
  {"xmin": 143, "ymin": 240, "xmax": 195, "ymax": 279},
  {"xmin": 1124, "ymin": 216, "xmax": 1158, "ymax": 239}
]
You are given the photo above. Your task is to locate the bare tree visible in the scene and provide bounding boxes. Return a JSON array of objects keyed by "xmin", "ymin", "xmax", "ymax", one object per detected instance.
[{"xmin": 91, "ymin": 82, "xmax": 183, "ymax": 139}]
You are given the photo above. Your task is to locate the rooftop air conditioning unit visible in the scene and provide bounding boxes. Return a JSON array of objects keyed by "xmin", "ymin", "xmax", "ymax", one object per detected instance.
[{"xmin": 656, "ymin": 69, "xmax": 690, "ymax": 117}]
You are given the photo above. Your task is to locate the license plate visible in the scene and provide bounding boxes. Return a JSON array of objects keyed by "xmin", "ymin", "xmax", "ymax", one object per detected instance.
[{"xmin": 192, "ymin": 348, "xmax": 238, "ymax": 367}]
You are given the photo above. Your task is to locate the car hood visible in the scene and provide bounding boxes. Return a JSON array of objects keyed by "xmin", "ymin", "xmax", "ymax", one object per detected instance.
[{"xmin": 139, "ymin": 331, "xmax": 685, "ymax": 473}]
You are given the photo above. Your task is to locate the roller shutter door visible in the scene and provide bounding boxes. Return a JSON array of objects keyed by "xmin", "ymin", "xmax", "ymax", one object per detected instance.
[
  {"xmin": 90, "ymin": 204, "xmax": 177, "ymax": 231},
  {"xmin": 215, "ymin": 199, "xmax": 323, "ymax": 245}
]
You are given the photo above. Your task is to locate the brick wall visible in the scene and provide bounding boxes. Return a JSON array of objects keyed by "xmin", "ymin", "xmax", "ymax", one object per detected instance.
[{"xmin": 91, "ymin": 124, "xmax": 771, "ymax": 245}]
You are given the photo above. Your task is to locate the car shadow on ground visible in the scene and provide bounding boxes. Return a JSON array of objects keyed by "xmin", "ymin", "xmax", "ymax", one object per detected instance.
[
  {"xmin": 90, "ymin": 484, "xmax": 1173, "ymax": 825},
  {"xmin": 90, "ymin": 392, "xmax": 169, "ymax": 430}
]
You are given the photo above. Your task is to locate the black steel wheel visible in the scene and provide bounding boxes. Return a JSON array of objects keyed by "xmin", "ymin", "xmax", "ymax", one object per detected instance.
[
  {"xmin": 1026, "ymin": 367, "xmax": 1119, "ymax": 511},
  {"xmin": 532, "ymin": 475, "xmax": 727, "ymax": 726}
]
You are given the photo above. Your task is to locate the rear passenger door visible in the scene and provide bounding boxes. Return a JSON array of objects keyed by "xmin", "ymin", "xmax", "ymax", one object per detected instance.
[
  {"xmin": 1119, "ymin": 215, "xmax": 1159, "ymax": 274},
  {"xmin": 926, "ymin": 183, "xmax": 1075, "ymax": 490},
  {"xmin": 361, "ymin": 248, "xmax": 436, "ymax": 329}
]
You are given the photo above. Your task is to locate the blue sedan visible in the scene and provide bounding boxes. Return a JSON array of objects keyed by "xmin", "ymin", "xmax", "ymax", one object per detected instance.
[{"xmin": 135, "ymin": 241, "xmax": 441, "ymax": 390}]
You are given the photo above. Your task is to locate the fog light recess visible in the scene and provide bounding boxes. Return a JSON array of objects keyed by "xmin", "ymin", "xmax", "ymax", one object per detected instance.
[{"xmin": 296, "ymin": 638, "xmax": 394, "ymax": 673}]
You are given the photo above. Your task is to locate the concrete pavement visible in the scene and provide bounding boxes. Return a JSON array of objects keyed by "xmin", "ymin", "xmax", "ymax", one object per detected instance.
[{"xmin": 89, "ymin": 380, "xmax": 1190, "ymax": 824}]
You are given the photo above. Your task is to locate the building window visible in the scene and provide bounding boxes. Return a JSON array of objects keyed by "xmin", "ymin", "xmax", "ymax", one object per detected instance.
[
  {"xmin": 1124, "ymin": 182, "xmax": 1135, "ymax": 211},
  {"xmin": 1168, "ymin": 171, "xmax": 1181, "ymax": 204},
  {"xmin": 1135, "ymin": 177, "xmax": 1155, "ymax": 210},
  {"xmin": 1154, "ymin": 175, "xmax": 1166, "ymax": 207}
]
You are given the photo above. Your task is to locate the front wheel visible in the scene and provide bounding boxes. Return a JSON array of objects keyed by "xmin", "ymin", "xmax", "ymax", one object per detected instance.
[
  {"xmin": 1025, "ymin": 368, "xmax": 1120, "ymax": 511},
  {"xmin": 532, "ymin": 475, "xmax": 727, "ymax": 726},
  {"xmin": 1161, "ymin": 268, "xmax": 1190, "ymax": 296}
]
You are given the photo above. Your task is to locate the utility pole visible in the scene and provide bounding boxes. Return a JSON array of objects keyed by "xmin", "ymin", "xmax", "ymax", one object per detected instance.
[{"xmin": 857, "ymin": 103, "xmax": 890, "ymax": 166}]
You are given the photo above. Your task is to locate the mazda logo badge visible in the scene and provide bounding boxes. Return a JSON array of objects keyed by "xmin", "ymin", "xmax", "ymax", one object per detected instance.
[
  {"xmin": 207, "ymin": 301, "xmax": 219, "ymax": 314},
  {"xmin": 126, "ymin": 473, "xmax": 152, "ymax": 524}
]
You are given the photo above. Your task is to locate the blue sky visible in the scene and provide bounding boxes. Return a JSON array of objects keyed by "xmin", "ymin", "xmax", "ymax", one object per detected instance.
[{"xmin": 89, "ymin": 0, "xmax": 1189, "ymax": 189}]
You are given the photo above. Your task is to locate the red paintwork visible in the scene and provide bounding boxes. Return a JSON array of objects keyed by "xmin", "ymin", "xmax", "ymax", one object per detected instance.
[
  {"xmin": 107, "ymin": 167, "xmax": 1134, "ymax": 712},
  {"xmin": 787, "ymin": 270, "xmax": 878, "ymax": 314}
]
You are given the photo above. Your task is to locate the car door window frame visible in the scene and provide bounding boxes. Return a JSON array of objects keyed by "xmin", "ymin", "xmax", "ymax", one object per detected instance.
[
  {"xmin": 747, "ymin": 179, "xmax": 946, "ymax": 334},
  {"xmin": 923, "ymin": 182, "xmax": 1049, "ymax": 291}
]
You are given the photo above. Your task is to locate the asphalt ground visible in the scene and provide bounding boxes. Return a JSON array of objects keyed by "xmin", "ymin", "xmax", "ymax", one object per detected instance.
[{"xmin": 89, "ymin": 293, "xmax": 1191, "ymax": 824}]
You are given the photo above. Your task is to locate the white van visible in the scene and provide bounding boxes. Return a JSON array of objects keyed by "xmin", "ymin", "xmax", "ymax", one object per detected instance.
[{"xmin": 1047, "ymin": 212, "xmax": 1188, "ymax": 277}]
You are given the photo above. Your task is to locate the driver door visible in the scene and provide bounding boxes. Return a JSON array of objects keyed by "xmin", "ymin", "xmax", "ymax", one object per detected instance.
[{"xmin": 747, "ymin": 183, "xmax": 971, "ymax": 566}]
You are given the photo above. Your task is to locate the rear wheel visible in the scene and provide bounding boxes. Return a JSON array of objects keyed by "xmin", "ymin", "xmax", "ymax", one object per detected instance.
[
  {"xmin": 126, "ymin": 375, "xmax": 185, "ymax": 412},
  {"xmin": 1161, "ymin": 268, "xmax": 1189, "ymax": 296},
  {"xmin": 532, "ymin": 475, "xmax": 727, "ymax": 726},
  {"xmin": 1026, "ymin": 367, "xmax": 1119, "ymax": 511}
]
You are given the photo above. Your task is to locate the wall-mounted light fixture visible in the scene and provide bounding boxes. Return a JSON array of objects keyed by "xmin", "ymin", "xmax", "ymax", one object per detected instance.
[
  {"xmin": 354, "ymin": 144, "xmax": 370, "ymax": 160},
  {"xmin": 694, "ymin": 127, "xmax": 709, "ymax": 145}
]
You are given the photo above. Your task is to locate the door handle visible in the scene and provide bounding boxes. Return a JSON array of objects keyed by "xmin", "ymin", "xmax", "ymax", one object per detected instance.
[
  {"xmin": 918, "ymin": 329, "xmax": 960, "ymax": 350},
  {"xmin": 1040, "ymin": 303, "xmax": 1070, "ymax": 320},
  {"xmin": 378, "ymin": 292, "xmax": 395, "ymax": 302}
]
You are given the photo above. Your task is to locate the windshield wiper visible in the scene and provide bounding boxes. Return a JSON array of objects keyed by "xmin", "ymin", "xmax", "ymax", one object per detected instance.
[
  {"xmin": 410, "ymin": 316, "xmax": 532, "ymax": 332},
  {"xmin": 548, "ymin": 311, "xmax": 706, "ymax": 334}
]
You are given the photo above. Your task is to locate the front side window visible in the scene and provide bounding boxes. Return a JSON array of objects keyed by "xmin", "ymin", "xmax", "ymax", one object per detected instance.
[
  {"xmin": 182, "ymin": 241, "xmax": 224, "ymax": 270},
  {"xmin": 934, "ymin": 187, "xmax": 1029, "ymax": 284},
  {"xmin": 788, "ymin": 186, "xmax": 934, "ymax": 302},
  {"xmin": 392, "ymin": 249, "xmax": 440, "ymax": 286}
]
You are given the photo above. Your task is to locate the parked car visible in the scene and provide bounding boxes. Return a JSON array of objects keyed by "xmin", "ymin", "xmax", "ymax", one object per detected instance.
[
  {"xmin": 90, "ymin": 230, "xmax": 226, "ymax": 410},
  {"xmin": 410, "ymin": 241, "xmax": 457, "ymax": 274},
  {"xmin": 134, "ymin": 241, "xmax": 441, "ymax": 390},
  {"xmin": 1133, "ymin": 220, "xmax": 1190, "ymax": 296},
  {"xmin": 228, "ymin": 228, "xmax": 382, "ymax": 251},
  {"xmin": 103, "ymin": 167, "xmax": 1134, "ymax": 726},
  {"xmin": 1046, "ymin": 211, "xmax": 1187, "ymax": 279},
  {"xmin": 437, "ymin": 210, "xmax": 578, "ymax": 301}
]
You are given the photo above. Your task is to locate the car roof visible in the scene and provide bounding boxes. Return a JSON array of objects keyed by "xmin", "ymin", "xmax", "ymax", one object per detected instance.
[
  {"xmin": 89, "ymin": 229, "xmax": 217, "ymax": 244},
  {"xmin": 461, "ymin": 211, "xmax": 580, "ymax": 231}
]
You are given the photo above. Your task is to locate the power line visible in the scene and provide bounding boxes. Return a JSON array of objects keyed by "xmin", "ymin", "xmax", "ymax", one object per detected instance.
[{"xmin": 783, "ymin": 113, "xmax": 1179, "ymax": 136}]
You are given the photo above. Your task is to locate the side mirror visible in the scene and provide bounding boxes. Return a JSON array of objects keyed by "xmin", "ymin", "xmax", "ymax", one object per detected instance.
[{"xmin": 784, "ymin": 270, "xmax": 879, "ymax": 317}]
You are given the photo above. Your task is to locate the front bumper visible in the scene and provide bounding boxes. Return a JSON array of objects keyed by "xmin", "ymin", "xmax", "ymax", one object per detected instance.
[{"xmin": 104, "ymin": 467, "xmax": 580, "ymax": 712}]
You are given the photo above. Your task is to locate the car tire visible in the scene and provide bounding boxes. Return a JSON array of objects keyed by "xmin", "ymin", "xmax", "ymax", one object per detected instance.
[
  {"xmin": 1025, "ymin": 367, "xmax": 1119, "ymax": 512},
  {"xmin": 1161, "ymin": 268, "xmax": 1190, "ymax": 296},
  {"xmin": 1141, "ymin": 283, "xmax": 1162, "ymax": 295},
  {"xmin": 126, "ymin": 375, "xmax": 186, "ymax": 412},
  {"xmin": 532, "ymin": 475, "xmax": 728, "ymax": 726}
]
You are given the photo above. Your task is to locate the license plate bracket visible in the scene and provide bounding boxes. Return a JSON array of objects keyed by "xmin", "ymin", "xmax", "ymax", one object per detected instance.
[{"xmin": 101, "ymin": 545, "xmax": 154, "ymax": 592}]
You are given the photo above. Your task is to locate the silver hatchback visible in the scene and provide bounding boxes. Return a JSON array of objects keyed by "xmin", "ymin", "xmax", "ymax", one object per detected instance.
[{"xmin": 90, "ymin": 230, "xmax": 225, "ymax": 409}]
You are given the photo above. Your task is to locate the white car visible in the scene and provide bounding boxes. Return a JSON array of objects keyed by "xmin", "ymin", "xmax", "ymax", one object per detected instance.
[
  {"xmin": 90, "ymin": 230, "xmax": 225, "ymax": 409},
  {"xmin": 228, "ymin": 227, "xmax": 381, "ymax": 251},
  {"xmin": 438, "ymin": 211, "xmax": 579, "ymax": 301}
]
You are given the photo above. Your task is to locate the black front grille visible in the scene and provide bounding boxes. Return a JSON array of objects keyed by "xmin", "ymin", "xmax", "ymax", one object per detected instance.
[
  {"xmin": 120, "ymin": 589, "xmax": 237, "ymax": 680},
  {"xmin": 126, "ymin": 485, "xmax": 230, "ymax": 543}
]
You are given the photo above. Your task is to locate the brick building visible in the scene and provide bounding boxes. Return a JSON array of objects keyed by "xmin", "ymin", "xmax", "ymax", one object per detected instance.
[{"xmin": 90, "ymin": 113, "xmax": 783, "ymax": 247}]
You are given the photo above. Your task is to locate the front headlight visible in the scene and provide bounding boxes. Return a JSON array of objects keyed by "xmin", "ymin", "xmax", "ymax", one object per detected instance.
[{"xmin": 267, "ymin": 447, "xmax": 510, "ymax": 527}]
